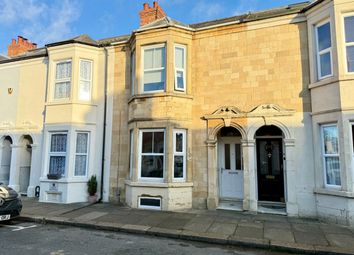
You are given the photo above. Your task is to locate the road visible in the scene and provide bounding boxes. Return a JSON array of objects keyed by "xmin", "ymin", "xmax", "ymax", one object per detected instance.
[{"xmin": 0, "ymin": 220, "xmax": 298, "ymax": 255}]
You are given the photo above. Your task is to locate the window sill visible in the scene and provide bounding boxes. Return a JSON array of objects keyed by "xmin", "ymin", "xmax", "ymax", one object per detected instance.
[
  {"xmin": 309, "ymin": 76, "xmax": 337, "ymax": 89},
  {"xmin": 46, "ymin": 101, "xmax": 98, "ymax": 107},
  {"xmin": 314, "ymin": 188, "xmax": 354, "ymax": 198},
  {"xmin": 128, "ymin": 92, "xmax": 193, "ymax": 104},
  {"xmin": 40, "ymin": 177, "xmax": 88, "ymax": 183},
  {"xmin": 125, "ymin": 180, "xmax": 193, "ymax": 188}
]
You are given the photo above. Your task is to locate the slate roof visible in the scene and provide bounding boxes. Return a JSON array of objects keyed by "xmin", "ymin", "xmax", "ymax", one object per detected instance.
[
  {"xmin": 0, "ymin": 48, "xmax": 47, "ymax": 64},
  {"xmin": 46, "ymin": 34, "xmax": 99, "ymax": 47}
]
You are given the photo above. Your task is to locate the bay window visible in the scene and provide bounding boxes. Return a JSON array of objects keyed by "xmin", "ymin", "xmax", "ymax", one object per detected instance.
[
  {"xmin": 321, "ymin": 125, "xmax": 341, "ymax": 187},
  {"xmin": 344, "ymin": 15, "xmax": 354, "ymax": 73},
  {"xmin": 48, "ymin": 133, "xmax": 67, "ymax": 176},
  {"xmin": 174, "ymin": 45, "xmax": 186, "ymax": 91},
  {"xmin": 129, "ymin": 129, "xmax": 134, "ymax": 179},
  {"xmin": 79, "ymin": 60, "xmax": 92, "ymax": 101},
  {"xmin": 54, "ymin": 61, "xmax": 71, "ymax": 99},
  {"xmin": 315, "ymin": 21, "xmax": 333, "ymax": 79},
  {"xmin": 131, "ymin": 51, "xmax": 135, "ymax": 95},
  {"xmin": 173, "ymin": 130, "xmax": 186, "ymax": 180},
  {"xmin": 139, "ymin": 130, "xmax": 165, "ymax": 180},
  {"xmin": 142, "ymin": 45, "xmax": 165, "ymax": 93},
  {"xmin": 74, "ymin": 132, "xmax": 89, "ymax": 176}
]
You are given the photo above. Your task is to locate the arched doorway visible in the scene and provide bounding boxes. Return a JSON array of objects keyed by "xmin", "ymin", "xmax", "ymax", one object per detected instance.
[
  {"xmin": 218, "ymin": 127, "xmax": 243, "ymax": 208},
  {"xmin": 255, "ymin": 125, "xmax": 285, "ymax": 203},
  {"xmin": 19, "ymin": 135, "xmax": 33, "ymax": 194},
  {"xmin": 0, "ymin": 136, "xmax": 13, "ymax": 185}
]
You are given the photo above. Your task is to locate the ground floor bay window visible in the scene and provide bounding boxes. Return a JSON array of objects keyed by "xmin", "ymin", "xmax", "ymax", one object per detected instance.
[
  {"xmin": 48, "ymin": 133, "xmax": 67, "ymax": 178},
  {"xmin": 321, "ymin": 124, "xmax": 341, "ymax": 187}
]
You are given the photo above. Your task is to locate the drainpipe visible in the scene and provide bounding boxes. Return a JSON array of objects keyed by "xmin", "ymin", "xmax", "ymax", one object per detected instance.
[{"xmin": 98, "ymin": 47, "xmax": 109, "ymax": 202}]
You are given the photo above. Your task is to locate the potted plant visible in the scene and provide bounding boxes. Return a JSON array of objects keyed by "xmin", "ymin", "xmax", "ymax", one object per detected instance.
[{"xmin": 87, "ymin": 175, "xmax": 98, "ymax": 203}]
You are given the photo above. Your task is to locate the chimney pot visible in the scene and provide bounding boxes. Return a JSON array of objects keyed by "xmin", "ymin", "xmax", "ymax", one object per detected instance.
[
  {"xmin": 153, "ymin": 1, "xmax": 158, "ymax": 8},
  {"xmin": 140, "ymin": 1, "xmax": 166, "ymax": 26},
  {"xmin": 143, "ymin": 3, "xmax": 149, "ymax": 10},
  {"xmin": 8, "ymin": 35, "xmax": 37, "ymax": 57}
]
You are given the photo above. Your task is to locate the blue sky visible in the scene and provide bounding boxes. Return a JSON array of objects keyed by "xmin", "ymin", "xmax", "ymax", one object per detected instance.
[{"xmin": 0, "ymin": 0, "xmax": 306, "ymax": 55}]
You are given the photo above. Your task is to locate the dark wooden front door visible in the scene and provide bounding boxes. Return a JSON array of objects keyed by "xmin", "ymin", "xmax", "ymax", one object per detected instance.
[{"xmin": 256, "ymin": 139, "xmax": 284, "ymax": 202}]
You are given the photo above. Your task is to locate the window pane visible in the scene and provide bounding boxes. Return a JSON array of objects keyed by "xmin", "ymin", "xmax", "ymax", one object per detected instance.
[
  {"xmin": 49, "ymin": 156, "xmax": 65, "ymax": 175},
  {"xmin": 79, "ymin": 81, "xmax": 91, "ymax": 101},
  {"xmin": 153, "ymin": 132, "xmax": 164, "ymax": 153},
  {"xmin": 344, "ymin": 16, "xmax": 354, "ymax": 43},
  {"xmin": 56, "ymin": 62, "xmax": 71, "ymax": 79},
  {"xmin": 325, "ymin": 157, "xmax": 341, "ymax": 186},
  {"xmin": 176, "ymin": 70, "xmax": 185, "ymax": 90},
  {"xmin": 144, "ymin": 70, "xmax": 165, "ymax": 91},
  {"xmin": 235, "ymin": 144, "xmax": 242, "ymax": 170},
  {"xmin": 141, "ymin": 155, "xmax": 164, "ymax": 178},
  {"xmin": 175, "ymin": 133, "xmax": 183, "ymax": 152},
  {"xmin": 323, "ymin": 126, "xmax": 338, "ymax": 154},
  {"xmin": 76, "ymin": 133, "xmax": 88, "ymax": 153},
  {"xmin": 317, "ymin": 22, "xmax": 331, "ymax": 51},
  {"xmin": 142, "ymin": 132, "xmax": 153, "ymax": 153},
  {"xmin": 129, "ymin": 130, "xmax": 134, "ymax": 178},
  {"xmin": 144, "ymin": 49, "xmax": 154, "ymax": 69},
  {"xmin": 320, "ymin": 52, "xmax": 332, "ymax": 77},
  {"xmin": 154, "ymin": 47, "xmax": 165, "ymax": 68},
  {"xmin": 347, "ymin": 46, "xmax": 354, "ymax": 72},
  {"xmin": 352, "ymin": 125, "xmax": 354, "ymax": 152},
  {"xmin": 80, "ymin": 60, "xmax": 91, "ymax": 80},
  {"xmin": 54, "ymin": 82, "xmax": 70, "ymax": 99},
  {"xmin": 175, "ymin": 47, "xmax": 184, "ymax": 68},
  {"xmin": 75, "ymin": 155, "xmax": 87, "ymax": 176},
  {"xmin": 225, "ymin": 144, "xmax": 230, "ymax": 169},
  {"xmin": 51, "ymin": 134, "xmax": 67, "ymax": 152},
  {"xmin": 174, "ymin": 155, "xmax": 184, "ymax": 178}
]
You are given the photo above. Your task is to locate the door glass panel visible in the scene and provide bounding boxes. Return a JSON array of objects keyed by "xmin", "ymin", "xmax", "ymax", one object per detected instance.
[
  {"xmin": 271, "ymin": 141, "xmax": 280, "ymax": 175},
  {"xmin": 224, "ymin": 144, "xmax": 230, "ymax": 169},
  {"xmin": 235, "ymin": 144, "xmax": 242, "ymax": 170},
  {"xmin": 259, "ymin": 141, "xmax": 268, "ymax": 175}
]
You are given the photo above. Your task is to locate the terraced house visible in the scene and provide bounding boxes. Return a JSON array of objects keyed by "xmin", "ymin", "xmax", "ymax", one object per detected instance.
[{"xmin": 1, "ymin": 0, "xmax": 354, "ymax": 226}]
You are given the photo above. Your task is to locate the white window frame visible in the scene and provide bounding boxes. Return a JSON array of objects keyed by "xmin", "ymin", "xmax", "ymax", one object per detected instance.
[
  {"xmin": 78, "ymin": 59, "xmax": 93, "ymax": 101},
  {"xmin": 48, "ymin": 132, "xmax": 68, "ymax": 177},
  {"xmin": 141, "ymin": 44, "xmax": 166, "ymax": 93},
  {"xmin": 343, "ymin": 13, "xmax": 354, "ymax": 74},
  {"xmin": 74, "ymin": 132, "xmax": 90, "ymax": 177},
  {"xmin": 138, "ymin": 129, "xmax": 165, "ymax": 182},
  {"xmin": 131, "ymin": 50, "xmax": 136, "ymax": 96},
  {"xmin": 138, "ymin": 196, "xmax": 162, "ymax": 210},
  {"xmin": 315, "ymin": 20, "xmax": 333, "ymax": 80},
  {"xmin": 172, "ymin": 129, "xmax": 186, "ymax": 181},
  {"xmin": 53, "ymin": 59, "xmax": 72, "ymax": 100},
  {"xmin": 129, "ymin": 129, "xmax": 134, "ymax": 179},
  {"xmin": 351, "ymin": 123, "xmax": 354, "ymax": 176},
  {"xmin": 321, "ymin": 124, "xmax": 341, "ymax": 188},
  {"xmin": 174, "ymin": 44, "xmax": 187, "ymax": 92}
]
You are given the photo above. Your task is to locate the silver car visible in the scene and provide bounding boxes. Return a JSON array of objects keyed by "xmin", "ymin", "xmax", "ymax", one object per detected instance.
[{"xmin": 0, "ymin": 183, "xmax": 22, "ymax": 221}]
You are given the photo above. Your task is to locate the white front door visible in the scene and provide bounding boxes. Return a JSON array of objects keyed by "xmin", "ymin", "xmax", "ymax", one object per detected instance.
[{"xmin": 218, "ymin": 139, "xmax": 243, "ymax": 199}]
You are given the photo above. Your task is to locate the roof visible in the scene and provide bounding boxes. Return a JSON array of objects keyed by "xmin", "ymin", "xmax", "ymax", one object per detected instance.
[
  {"xmin": 0, "ymin": 55, "xmax": 8, "ymax": 61},
  {"xmin": 190, "ymin": 1, "xmax": 310, "ymax": 29},
  {"xmin": 137, "ymin": 16, "xmax": 190, "ymax": 31},
  {"xmin": 0, "ymin": 48, "xmax": 47, "ymax": 64},
  {"xmin": 97, "ymin": 35, "xmax": 130, "ymax": 46},
  {"xmin": 46, "ymin": 34, "xmax": 99, "ymax": 47},
  {"xmin": 301, "ymin": 0, "xmax": 327, "ymax": 12}
]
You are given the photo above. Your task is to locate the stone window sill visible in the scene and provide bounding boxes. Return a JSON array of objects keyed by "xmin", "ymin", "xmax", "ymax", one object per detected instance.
[
  {"xmin": 314, "ymin": 188, "xmax": 354, "ymax": 198},
  {"xmin": 128, "ymin": 92, "xmax": 193, "ymax": 104},
  {"xmin": 125, "ymin": 180, "xmax": 193, "ymax": 188}
]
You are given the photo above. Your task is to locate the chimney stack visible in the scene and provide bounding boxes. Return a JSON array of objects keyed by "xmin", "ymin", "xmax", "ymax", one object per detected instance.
[
  {"xmin": 7, "ymin": 36, "xmax": 37, "ymax": 58},
  {"xmin": 139, "ymin": 1, "xmax": 166, "ymax": 27}
]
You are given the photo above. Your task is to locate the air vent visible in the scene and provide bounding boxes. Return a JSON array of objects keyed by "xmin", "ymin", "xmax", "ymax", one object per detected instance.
[{"xmin": 138, "ymin": 197, "xmax": 162, "ymax": 210}]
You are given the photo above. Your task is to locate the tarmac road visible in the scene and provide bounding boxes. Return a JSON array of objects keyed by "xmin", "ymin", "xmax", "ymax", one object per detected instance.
[{"xmin": 0, "ymin": 220, "xmax": 298, "ymax": 255}]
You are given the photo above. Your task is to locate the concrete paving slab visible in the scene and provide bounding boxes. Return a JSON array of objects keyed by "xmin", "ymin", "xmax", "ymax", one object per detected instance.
[
  {"xmin": 270, "ymin": 240, "xmax": 315, "ymax": 254},
  {"xmin": 320, "ymin": 224, "xmax": 354, "ymax": 235},
  {"xmin": 207, "ymin": 222, "xmax": 237, "ymax": 235},
  {"xmin": 264, "ymin": 228, "xmax": 295, "ymax": 243},
  {"xmin": 74, "ymin": 211, "xmax": 108, "ymax": 221},
  {"xmin": 234, "ymin": 226, "xmax": 264, "ymax": 239},
  {"xmin": 228, "ymin": 235, "xmax": 270, "ymax": 249},
  {"xmin": 325, "ymin": 233, "xmax": 354, "ymax": 251},
  {"xmin": 238, "ymin": 221, "xmax": 264, "ymax": 229},
  {"xmin": 264, "ymin": 221, "xmax": 291, "ymax": 230},
  {"xmin": 293, "ymin": 230, "xmax": 328, "ymax": 246},
  {"xmin": 157, "ymin": 217, "xmax": 190, "ymax": 230},
  {"xmin": 180, "ymin": 230, "xmax": 229, "ymax": 244},
  {"xmin": 147, "ymin": 227, "xmax": 182, "ymax": 238},
  {"xmin": 120, "ymin": 224, "xmax": 151, "ymax": 233},
  {"xmin": 182, "ymin": 220, "xmax": 212, "ymax": 232},
  {"xmin": 292, "ymin": 223, "xmax": 322, "ymax": 233},
  {"xmin": 136, "ymin": 213, "xmax": 169, "ymax": 227}
]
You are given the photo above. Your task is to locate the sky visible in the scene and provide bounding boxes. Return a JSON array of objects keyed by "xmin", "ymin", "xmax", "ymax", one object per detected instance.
[{"xmin": 0, "ymin": 0, "xmax": 307, "ymax": 55}]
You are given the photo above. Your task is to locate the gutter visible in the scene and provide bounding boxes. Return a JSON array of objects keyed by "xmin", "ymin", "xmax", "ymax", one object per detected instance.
[{"xmin": 99, "ymin": 47, "xmax": 109, "ymax": 202}]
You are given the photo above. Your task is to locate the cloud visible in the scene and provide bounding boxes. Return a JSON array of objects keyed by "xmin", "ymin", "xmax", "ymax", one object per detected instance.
[
  {"xmin": 191, "ymin": 1, "xmax": 224, "ymax": 20},
  {"xmin": 0, "ymin": 0, "xmax": 81, "ymax": 47},
  {"xmin": 233, "ymin": 0, "xmax": 259, "ymax": 15}
]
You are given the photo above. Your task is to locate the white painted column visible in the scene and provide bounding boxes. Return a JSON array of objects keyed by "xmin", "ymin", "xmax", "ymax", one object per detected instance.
[
  {"xmin": 284, "ymin": 139, "xmax": 299, "ymax": 216},
  {"xmin": 242, "ymin": 139, "xmax": 257, "ymax": 212},
  {"xmin": 27, "ymin": 144, "xmax": 39, "ymax": 197},
  {"xmin": 206, "ymin": 139, "xmax": 218, "ymax": 209},
  {"xmin": 8, "ymin": 144, "xmax": 21, "ymax": 191}
]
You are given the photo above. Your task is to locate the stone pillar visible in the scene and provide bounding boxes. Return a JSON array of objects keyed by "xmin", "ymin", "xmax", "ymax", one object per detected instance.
[
  {"xmin": 284, "ymin": 139, "xmax": 299, "ymax": 216},
  {"xmin": 8, "ymin": 145, "xmax": 21, "ymax": 192},
  {"xmin": 242, "ymin": 139, "xmax": 257, "ymax": 212},
  {"xmin": 27, "ymin": 144, "xmax": 38, "ymax": 197},
  {"xmin": 206, "ymin": 139, "xmax": 218, "ymax": 209}
]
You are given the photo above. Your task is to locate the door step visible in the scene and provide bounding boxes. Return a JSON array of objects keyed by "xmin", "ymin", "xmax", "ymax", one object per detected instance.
[
  {"xmin": 258, "ymin": 201, "xmax": 286, "ymax": 215},
  {"xmin": 217, "ymin": 199, "xmax": 243, "ymax": 211}
]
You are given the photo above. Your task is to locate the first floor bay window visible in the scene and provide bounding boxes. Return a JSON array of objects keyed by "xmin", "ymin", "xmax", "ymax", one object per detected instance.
[
  {"xmin": 139, "ymin": 130, "xmax": 165, "ymax": 179},
  {"xmin": 344, "ymin": 15, "xmax": 354, "ymax": 73},
  {"xmin": 49, "ymin": 133, "xmax": 67, "ymax": 176},
  {"xmin": 79, "ymin": 60, "xmax": 92, "ymax": 101},
  {"xmin": 321, "ymin": 125, "xmax": 341, "ymax": 187},
  {"xmin": 142, "ymin": 45, "xmax": 165, "ymax": 92},
  {"xmin": 315, "ymin": 21, "xmax": 332, "ymax": 79},
  {"xmin": 174, "ymin": 45, "xmax": 186, "ymax": 91},
  {"xmin": 54, "ymin": 60, "xmax": 72, "ymax": 99},
  {"xmin": 74, "ymin": 132, "xmax": 89, "ymax": 176}
]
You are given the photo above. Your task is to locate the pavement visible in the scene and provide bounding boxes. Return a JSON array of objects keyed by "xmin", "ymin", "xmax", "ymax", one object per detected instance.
[{"xmin": 19, "ymin": 197, "xmax": 354, "ymax": 255}]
